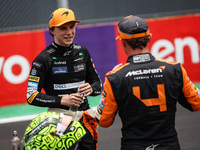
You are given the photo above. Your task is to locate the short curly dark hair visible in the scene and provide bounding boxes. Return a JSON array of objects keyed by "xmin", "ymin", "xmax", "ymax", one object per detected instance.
[
  {"xmin": 124, "ymin": 28, "xmax": 150, "ymax": 50},
  {"xmin": 125, "ymin": 36, "xmax": 150, "ymax": 50}
]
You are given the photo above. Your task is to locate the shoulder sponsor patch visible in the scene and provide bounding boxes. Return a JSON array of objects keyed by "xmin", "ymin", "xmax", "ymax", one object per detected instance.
[
  {"xmin": 47, "ymin": 48, "xmax": 55, "ymax": 54},
  {"xmin": 29, "ymin": 75, "xmax": 40, "ymax": 82},
  {"xmin": 28, "ymin": 81, "xmax": 39, "ymax": 88},
  {"xmin": 30, "ymin": 68, "xmax": 37, "ymax": 75},
  {"xmin": 32, "ymin": 62, "xmax": 42, "ymax": 68},
  {"xmin": 52, "ymin": 66, "xmax": 68, "ymax": 74}
]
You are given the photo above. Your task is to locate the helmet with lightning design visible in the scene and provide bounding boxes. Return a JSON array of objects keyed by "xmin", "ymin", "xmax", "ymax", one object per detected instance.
[{"xmin": 23, "ymin": 111, "xmax": 86, "ymax": 150}]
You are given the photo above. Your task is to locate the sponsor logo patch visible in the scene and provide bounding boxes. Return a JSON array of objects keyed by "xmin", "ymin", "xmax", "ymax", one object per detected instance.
[
  {"xmin": 30, "ymin": 68, "xmax": 37, "ymax": 75},
  {"xmin": 125, "ymin": 68, "xmax": 162, "ymax": 77},
  {"xmin": 52, "ymin": 66, "xmax": 68, "ymax": 74},
  {"xmin": 32, "ymin": 62, "xmax": 42, "ymax": 68},
  {"xmin": 63, "ymin": 51, "xmax": 71, "ymax": 56},
  {"xmin": 74, "ymin": 57, "xmax": 84, "ymax": 62},
  {"xmin": 53, "ymin": 61, "xmax": 66, "ymax": 65},
  {"xmin": 97, "ymin": 107, "xmax": 102, "ymax": 114},
  {"xmin": 54, "ymin": 81, "xmax": 85, "ymax": 90},
  {"xmin": 47, "ymin": 48, "xmax": 55, "ymax": 54},
  {"xmin": 132, "ymin": 54, "xmax": 150, "ymax": 63},
  {"xmin": 100, "ymin": 91, "xmax": 106, "ymax": 103},
  {"xmin": 74, "ymin": 64, "xmax": 85, "ymax": 72},
  {"xmin": 74, "ymin": 45, "xmax": 81, "ymax": 50},
  {"xmin": 27, "ymin": 87, "xmax": 37, "ymax": 99},
  {"xmin": 29, "ymin": 75, "xmax": 40, "ymax": 82},
  {"xmin": 28, "ymin": 81, "xmax": 39, "ymax": 88},
  {"xmin": 28, "ymin": 91, "xmax": 39, "ymax": 103},
  {"xmin": 145, "ymin": 144, "xmax": 160, "ymax": 150},
  {"xmin": 99, "ymin": 102, "xmax": 105, "ymax": 109},
  {"xmin": 95, "ymin": 107, "xmax": 102, "ymax": 121}
]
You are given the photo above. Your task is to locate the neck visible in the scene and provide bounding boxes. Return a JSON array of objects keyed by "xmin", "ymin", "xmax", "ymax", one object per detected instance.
[
  {"xmin": 126, "ymin": 47, "xmax": 149, "ymax": 57},
  {"xmin": 52, "ymin": 42, "xmax": 73, "ymax": 52},
  {"xmin": 122, "ymin": 39, "xmax": 150, "ymax": 57},
  {"xmin": 53, "ymin": 41, "xmax": 72, "ymax": 48}
]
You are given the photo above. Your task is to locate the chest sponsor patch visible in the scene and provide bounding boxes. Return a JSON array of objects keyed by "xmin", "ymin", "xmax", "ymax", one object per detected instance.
[
  {"xmin": 54, "ymin": 80, "xmax": 85, "ymax": 90},
  {"xmin": 53, "ymin": 61, "xmax": 67, "ymax": 65},
  {"xmin": 74, "ymin": 64, "xmax": 85, "ymax": 72},
  {"xmin": 52, "ymin": 66, "xmax": 68, "ymax": 74},
  {"xmin": 74, "ymin": 57, "xmax": 84, "ymax": 62}
]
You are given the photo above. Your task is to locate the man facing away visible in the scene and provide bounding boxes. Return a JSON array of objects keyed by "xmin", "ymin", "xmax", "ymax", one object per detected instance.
[
  {"xmin": 95, "ymin": 15, "xmax": 200, "ymax": 150},
  {"xmin": 26, "ymin": 8, "xmax": 102, "ymax": 150}
]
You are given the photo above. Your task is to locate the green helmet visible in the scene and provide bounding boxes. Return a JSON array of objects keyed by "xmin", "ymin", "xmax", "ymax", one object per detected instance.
[{"xmin": 23, "ymin": 111, "xmax": 86, "ymax": 150}]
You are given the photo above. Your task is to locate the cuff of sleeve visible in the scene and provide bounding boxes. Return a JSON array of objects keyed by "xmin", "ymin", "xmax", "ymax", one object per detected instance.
[{"xmin": 54, "ymin": 96, "xmax": 62, "ymax": 107}]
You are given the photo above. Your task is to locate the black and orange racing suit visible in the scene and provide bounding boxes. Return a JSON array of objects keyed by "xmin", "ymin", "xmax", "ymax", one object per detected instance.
[
  {"xmin": 96, "ymin": 52, "xmax": 200, "ymax": 150},
  {"xmin": 26, "ymin": 42, "xmax": 102, "ymax": 150},
  {"xmin": 27, "ymin": 42, "xmax": 101, "ymax": 110}
]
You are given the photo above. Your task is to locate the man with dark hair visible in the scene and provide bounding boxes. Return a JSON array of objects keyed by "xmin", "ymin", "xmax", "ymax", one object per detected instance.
[
  {"xmin": 26, "ymin": 8, "xmax": 102, "ymax": 150},
  {"xmin": 95, "ymin": 15, "xmax": 200, "ymax": 150}
]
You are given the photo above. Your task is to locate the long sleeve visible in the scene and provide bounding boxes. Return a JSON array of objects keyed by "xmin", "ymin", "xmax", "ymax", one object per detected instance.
[
  {"xmin": 178, "ymin": 65, "xmax": 200, "ymax": 111},
  {"xmin": 97, "ymin": 76, "xmax": 118, "ymax": 127},
  {"xmin": 85, "ymin": 51, "xmax": 102, "ymax": 96},
  {"xmin": 27, "ymin": 51, "xmax": 62, "ymax": 107}
]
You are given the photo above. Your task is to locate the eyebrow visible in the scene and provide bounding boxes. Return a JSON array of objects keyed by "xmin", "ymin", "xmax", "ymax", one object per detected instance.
[
  {"xmin": 57, "ymin": 22, "xmax": 76, "ymax": 29},
  {"xmin": 70, "ymin": 23, "xmax": 76, "ymax": 28}
]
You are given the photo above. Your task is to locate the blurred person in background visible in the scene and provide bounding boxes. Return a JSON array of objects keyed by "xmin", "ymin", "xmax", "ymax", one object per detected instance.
[
  {"xmin": 95, "ymin": 15, "xmax": 200, "ymax": 150},
  {"xmin": 26, "ymin": 8, "xmax": 102, "ymax": 150}
]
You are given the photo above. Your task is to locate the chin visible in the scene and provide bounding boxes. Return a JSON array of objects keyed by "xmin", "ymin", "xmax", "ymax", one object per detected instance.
[{"xmin": 64, "ymin": 42, "xmax": 73, "ymax": 47}]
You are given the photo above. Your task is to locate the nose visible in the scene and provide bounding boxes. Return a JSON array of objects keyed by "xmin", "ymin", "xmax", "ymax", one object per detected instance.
[{"xmin": 65, "ymin": 28, "xmax": 72, "ymax": 35}]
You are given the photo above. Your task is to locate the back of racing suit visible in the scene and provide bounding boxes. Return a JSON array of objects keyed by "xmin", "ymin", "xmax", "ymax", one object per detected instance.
[
  {"xmin": 97, "ymin": 53, "xmax": 200, "ymax": 150},
  {"xmin": 26, "ymin": 42, "xmax": 102, "ymax": 111}
]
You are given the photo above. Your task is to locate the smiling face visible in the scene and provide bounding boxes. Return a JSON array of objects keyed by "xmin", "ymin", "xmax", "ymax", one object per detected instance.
[{"xmin": 50, "ymin": 21, "xmax": 76, "ymax": 47}]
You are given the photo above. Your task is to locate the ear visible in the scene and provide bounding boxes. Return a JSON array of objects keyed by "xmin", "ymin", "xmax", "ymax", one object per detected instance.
[
  {"xmin": 49, "ymin": 28, "xmax": 54, "ymax": 35},
  {"xmin": 121, "ymin": 39, "xmax": 127, "ymax": 48},
  {"xmin": 149, "ymin": 33, "xmax": 152, "ymax": 42}
]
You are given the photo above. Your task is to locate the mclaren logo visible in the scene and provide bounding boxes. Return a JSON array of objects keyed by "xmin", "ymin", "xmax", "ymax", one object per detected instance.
[
  {"xmin": 125, "ymin": 68, "xmax": 163, "ymax": 77},
  {"xmin": 62, "ymin": 11, "xmax": 69, "ymax": 16}
]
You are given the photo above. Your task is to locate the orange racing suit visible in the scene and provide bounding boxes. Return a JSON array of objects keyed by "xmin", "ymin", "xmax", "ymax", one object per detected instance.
[{"xmin": 96, "ymin": 52, "xmax": 200, "ymax": 150}]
